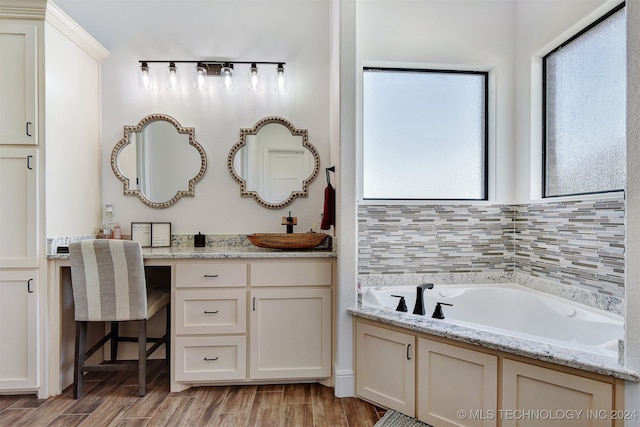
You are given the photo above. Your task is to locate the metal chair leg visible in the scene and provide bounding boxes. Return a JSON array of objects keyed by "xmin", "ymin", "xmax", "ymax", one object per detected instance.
[
  {"xmin": 73, "ymin": 321, "xmax": 87, "ymax": 399},
  {"xmin": 138, "ymin": 320, "xmax": 146, "ymax": 396}
]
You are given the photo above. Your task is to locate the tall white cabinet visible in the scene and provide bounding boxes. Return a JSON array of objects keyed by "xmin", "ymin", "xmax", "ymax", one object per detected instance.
[{"xmin": 0, "ymin": 1, "xmax": 107, "ymax": 398}]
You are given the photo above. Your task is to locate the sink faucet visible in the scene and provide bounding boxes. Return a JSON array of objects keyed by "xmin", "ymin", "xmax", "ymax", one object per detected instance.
[
  {"xmin": 282, "ymin": 211, "xmax": 297, "ymax": 234},
  {"xmin": 412, "ymin": 283, "xmax": 434, "ymax": 315}
]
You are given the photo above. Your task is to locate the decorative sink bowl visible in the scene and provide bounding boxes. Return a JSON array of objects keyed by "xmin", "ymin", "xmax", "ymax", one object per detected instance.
[{"xmin": 247, "ymin": 233, "xmax": 329, "ymax": 250}]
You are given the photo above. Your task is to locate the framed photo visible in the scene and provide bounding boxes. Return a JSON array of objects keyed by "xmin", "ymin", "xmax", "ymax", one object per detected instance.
[
  {"xmin": 151, "ymin": 222, "xmax": 172, "ymax": 248},
  {"xmin": 131, "ymin": 222, "xmax": 152, "ymax": 247},
  {"xmin": 131, "ymin": 222, "xmax": 171, "ymax": 248}
]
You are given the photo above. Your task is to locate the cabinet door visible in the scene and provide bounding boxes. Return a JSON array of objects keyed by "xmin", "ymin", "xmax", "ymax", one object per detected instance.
[
  {"xmin": 0, "ymin": 21, "xmax": 37, "ymax": 145},
  {"xmin": 356, "ymin": 321, "xmax": 415, "ymax": 417},
  {"xmin": 0, "ymin": 148, "xmax": 38, "ymax": 268},
  {"xmin": 502, "ymin": 359, "xmax": 613, "ymax": 427},
  {"xmin": 0, "ymin": 271, "xmax": 38, "ymax": 390},
  {"xmin": 250, "ymin": 288, "xmax": 331, "ymax": 379},
  {"xmin": 418, "ymin": 338, "xmax": 498, "ymax": 427}
]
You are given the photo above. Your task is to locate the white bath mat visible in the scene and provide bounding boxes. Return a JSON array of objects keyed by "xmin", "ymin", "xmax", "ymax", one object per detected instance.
[{"xmin": 374, "ymin": 410, "xmax": 433, "ymax": 427}]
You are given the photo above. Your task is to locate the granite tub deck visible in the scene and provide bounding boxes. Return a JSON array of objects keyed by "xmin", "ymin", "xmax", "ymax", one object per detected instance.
[{"xmin": 349, "ymin": 274, "xmax": 639, "ymax": 382}]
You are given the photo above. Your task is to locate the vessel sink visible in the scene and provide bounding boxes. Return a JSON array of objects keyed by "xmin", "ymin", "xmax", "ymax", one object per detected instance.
[{"xmin": 247, "ymin": 232, "xmax": 329, "ymax": 250}]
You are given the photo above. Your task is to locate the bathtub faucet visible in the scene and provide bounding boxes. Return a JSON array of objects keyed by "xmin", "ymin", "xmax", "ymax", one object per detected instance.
[
  {"xmin": 412, "ymin": 283, "xmax": 434, "ymax": 315},
  {"xmin": 432, "ymin": 302, "xmax": 453, "ymax": 319}
]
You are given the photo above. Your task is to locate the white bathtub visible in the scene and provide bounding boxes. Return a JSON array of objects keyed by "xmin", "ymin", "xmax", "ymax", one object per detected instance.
[{"xmin": 361, "ymin": 283, "xmax": 623, "ymax": 357}]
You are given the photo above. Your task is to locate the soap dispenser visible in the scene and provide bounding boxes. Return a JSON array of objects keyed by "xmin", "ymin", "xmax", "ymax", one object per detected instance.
[{"xmin": 194, "ymin": 232, "xmax": 206, "ymax": 247}]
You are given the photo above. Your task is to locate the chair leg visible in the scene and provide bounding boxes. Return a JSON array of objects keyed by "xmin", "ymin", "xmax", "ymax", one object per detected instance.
[
  {"xmin": 110, "ymin": 321, "xmax": 119, "ymax": 362},
  {"xmin": 74, "ymin": 321, "xmax": 87, "ymax": 399},
  {"xmin": 138, "ymin": 320, "xmax": 146, "ymax": 396}
]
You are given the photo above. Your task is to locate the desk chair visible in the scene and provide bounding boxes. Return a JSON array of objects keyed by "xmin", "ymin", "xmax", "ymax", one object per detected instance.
[{"xmin": 69, "ymin": 239, "xmax": 170, "ymax": 398}]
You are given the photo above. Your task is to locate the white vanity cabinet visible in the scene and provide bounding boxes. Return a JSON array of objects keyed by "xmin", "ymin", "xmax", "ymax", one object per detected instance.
[
  {"xmin": 354, "ymin": 318, "xmax": 623, "ymax": 427},
  {"xmin": 172, "ymin": 258, "xmax": 333, "ymax": 391},
  {"xmin": 355, "ymin": 320, "xmax": 416, "ymax": 416},
  {"xmin": 0, "ymin": 271, "xmax": 39, "ymax": 390},
  {"xmin": 0, "ymin": 20, "xmax": 37, "ymax": 145}
]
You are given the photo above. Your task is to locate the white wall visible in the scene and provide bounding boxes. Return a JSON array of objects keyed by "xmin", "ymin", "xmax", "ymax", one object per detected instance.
[{"xmin": 54, "ymin": 0, "xmax": 332, "ymax": 235}]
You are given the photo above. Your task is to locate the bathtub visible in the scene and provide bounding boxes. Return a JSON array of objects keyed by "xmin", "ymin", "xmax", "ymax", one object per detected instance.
[{"xmin": 360, "ymin": 283, "xmax": 623, "ymax": 357}]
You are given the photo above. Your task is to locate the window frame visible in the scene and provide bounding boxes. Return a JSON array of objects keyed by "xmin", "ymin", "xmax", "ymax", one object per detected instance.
[
  {"xmin": 361, "ymin": 67, "xmax": 489, "ymax": 202},
  {"xmin": 541, "ymin": 2, "xmax": 626, "ymax": 199}
]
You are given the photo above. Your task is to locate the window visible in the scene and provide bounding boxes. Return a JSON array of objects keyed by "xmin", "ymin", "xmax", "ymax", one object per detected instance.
[
  {"xmin": 362, "ymin": 68, "xmax": 488, "ymax": 200},
  {"xmin": 543, "ymin": 4, "xmax": 626, "ymax": 198}
]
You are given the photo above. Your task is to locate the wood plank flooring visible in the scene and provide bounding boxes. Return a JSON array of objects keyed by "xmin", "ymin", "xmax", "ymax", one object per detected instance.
[{"xmin": 0, "ymin": 363, "xmax": 386, "ymax": 427}]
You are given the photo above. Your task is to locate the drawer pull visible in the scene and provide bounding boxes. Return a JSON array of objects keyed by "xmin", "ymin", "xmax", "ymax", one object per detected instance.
[
  {"xmin": 204, "ymin": 310, "xmax": 219, "ymax": 314},
  {"xmin": 204, "ymin": 356, "xmax": 219, "ymax": 361},
  {"xmin": 204, "ymin": 274, "xmax": 219, "ymax": 278}
]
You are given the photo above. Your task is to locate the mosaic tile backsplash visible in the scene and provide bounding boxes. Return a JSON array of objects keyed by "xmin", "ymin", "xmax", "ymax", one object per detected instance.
[{"xmin": 358, "ymin": 195, "xmax": 625, "ymax": 299}]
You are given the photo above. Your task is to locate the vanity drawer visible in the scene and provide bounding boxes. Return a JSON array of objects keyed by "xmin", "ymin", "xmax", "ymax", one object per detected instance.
[
  {"xmin": 176, "ymin": 262, "xmax": 247, "ymax": 288},
  {"xmin": 175, "ymin": 289, "xmax": 246, "ymax": 334},
  {"xmin": 175, "ymin": 336, "xmax": 246, "ymax": 382},
  {"xmin": 250, "ymin": 261, "xmax": 333, "ymax": 287}
]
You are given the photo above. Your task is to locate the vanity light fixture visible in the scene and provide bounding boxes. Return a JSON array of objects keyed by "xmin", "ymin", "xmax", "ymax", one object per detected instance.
[
  {"xmin": 249, "ymin": 63, "xmax": 260, "ymax": 92},
  {"xmin": 276, "ymin": 63, "xmax": 286, "ymax": 93},
  {"xmin": 137, "ymin": 60, "xmax": 286, "ymax": 93},
  {"xmin": 221, "ymin": 63, "xmax": 234, "ymax": 92},
  {"xmin": 138, "ymin": 62, "xmax": 151, "ymax": 91},
  {"xmin": 194, "ymin": 62, "xmax": 208, "ymax": 92},
  {"xmin": 166, "ymin": 62, "xmax": 179, "ymax": 90}
]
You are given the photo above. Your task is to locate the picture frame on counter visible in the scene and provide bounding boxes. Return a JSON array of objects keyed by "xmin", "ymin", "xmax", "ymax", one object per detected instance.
[{"xmin": 131, "ymin": 222, "xmax": 172, "ymax": 248}]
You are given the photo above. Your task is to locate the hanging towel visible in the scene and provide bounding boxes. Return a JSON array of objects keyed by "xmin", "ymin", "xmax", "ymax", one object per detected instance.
[{"xmin": 320, "ymin": 183, "xmax": 335, "ymax": 230}]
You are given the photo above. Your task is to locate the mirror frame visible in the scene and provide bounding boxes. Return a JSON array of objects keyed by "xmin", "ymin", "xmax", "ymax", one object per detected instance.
[
  {"xmin": 227, "ymin": 116, "xmax": 320, "ymax": 209},
  {"xmin": 111, "ymin": 114, "xmax": 207, "ymax": 209}
]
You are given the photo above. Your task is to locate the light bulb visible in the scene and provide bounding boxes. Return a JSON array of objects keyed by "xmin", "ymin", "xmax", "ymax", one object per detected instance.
[
  {"xmin": 221, "ymin": 63, "xmax": 234, "ymax": 92},
  {"xmin": 195, "ymin": 63, "xmax": 207, "ymax": 92},
  {"xmin": 249, "ymin": 63, "xmax": 260, "ymax": 92},
  {"xmin": 139, "ymin": 62, "xmax": 151, "ymax": 91},
  {"xmin": 276, "ymin": 63, "xmax": 286, "ymax": 93},
  {"xmin": 167, "ymin": 62, "xmax": 179, "ymax": 90}
]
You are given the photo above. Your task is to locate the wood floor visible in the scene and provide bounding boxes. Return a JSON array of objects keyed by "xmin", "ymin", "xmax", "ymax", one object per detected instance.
[{"xmin": 0, "ymin": 363, "xmax": 386, "ymax": 427}]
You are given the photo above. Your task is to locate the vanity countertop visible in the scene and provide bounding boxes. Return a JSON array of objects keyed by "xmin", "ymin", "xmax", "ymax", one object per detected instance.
[
  {"xmin": 47, "ymin": 233, "xmax": 336, "ymax": 260},
  {"xmin": 348, "ymin": 306, "xmax": 640, "ymax": 382},
  {"xmin": 48, "ymin": 245, "xmax": 336, "ymax": 260}
]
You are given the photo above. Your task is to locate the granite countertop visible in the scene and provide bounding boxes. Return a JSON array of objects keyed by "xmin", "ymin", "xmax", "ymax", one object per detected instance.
[
  {"xmin": 348, "ymin": 306, "xmax": 640, "ymax": 382},
  {"xmin": 48, "ymin": 245, "xmax": 336, "ymax": 260},
  {"xmin": 47, "ymin": 234, "xmax": 336, "ymax": 260}
]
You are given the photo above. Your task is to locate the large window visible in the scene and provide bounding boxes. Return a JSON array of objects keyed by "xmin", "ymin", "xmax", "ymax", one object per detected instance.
[
  {"xmin": 543, "ymin": 4, "xmax": 626, "ymax": 198},
  {"xmin": 362, "ymin": 68, "xmax": 488, "ymax": 200}
]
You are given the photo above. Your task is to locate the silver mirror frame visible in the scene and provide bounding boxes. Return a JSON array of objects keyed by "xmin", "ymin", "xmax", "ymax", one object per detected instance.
[
  {"xmin": 111, "ymin": 114, "xmax": 207, "ymax": 209},
  {"xmin": 227, "ymin": 116, "xmax": 320, "ymax": 209}
]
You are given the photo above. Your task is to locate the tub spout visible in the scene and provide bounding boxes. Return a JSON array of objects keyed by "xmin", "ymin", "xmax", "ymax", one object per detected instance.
[{"xmin": 412, "ymin": 283, "xmax": 434, "ymax": 315}]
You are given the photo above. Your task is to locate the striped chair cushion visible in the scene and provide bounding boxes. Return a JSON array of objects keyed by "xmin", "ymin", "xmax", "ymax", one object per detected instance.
[{"xmin": 69, "ymin": 240, "xmax": 147, "ymax": 321}]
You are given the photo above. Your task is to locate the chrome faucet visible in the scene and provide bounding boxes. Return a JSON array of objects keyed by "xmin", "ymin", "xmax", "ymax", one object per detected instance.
[{"xmin": 412, "ymin": 283, "xmax": 434, "ymax": 315}]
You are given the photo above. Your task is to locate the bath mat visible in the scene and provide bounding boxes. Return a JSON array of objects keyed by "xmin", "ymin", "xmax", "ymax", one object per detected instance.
[{"xmin": 374, "ymin": 410, "xmax": 433, "ymax": 427}]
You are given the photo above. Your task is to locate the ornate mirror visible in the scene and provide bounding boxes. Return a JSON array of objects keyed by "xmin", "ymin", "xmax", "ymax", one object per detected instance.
[
  {"xmin": 227, "ymin": 116, "xmax": 320, "ymax": 209},
  {"xmin": 111, "ymin": 114, "xmax": 207, "ymax": 208}
]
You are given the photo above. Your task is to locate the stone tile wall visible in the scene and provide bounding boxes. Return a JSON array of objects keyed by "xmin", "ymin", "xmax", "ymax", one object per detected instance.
[{"xmin": 358, "ymin": 194, "xmax": 625, "ymax": 299}]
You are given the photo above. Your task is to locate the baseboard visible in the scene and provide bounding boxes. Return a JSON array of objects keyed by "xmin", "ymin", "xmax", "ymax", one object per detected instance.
[{"xmin": 333, "ymin": 368, "xmax": 355, "ymax": 397}]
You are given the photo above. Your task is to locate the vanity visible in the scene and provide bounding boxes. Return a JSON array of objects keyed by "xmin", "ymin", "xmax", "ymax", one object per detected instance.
[{"xmin": 47, "ymin": 239, "xmax": 336, "ymax": 394}]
